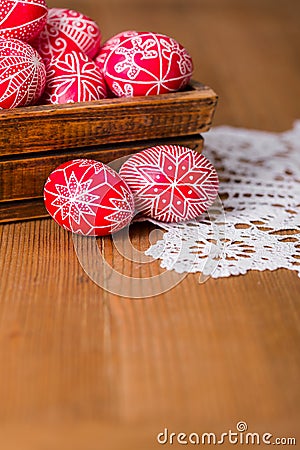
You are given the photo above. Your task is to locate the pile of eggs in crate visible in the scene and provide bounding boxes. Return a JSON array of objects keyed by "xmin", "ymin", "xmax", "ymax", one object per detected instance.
[
  {"xmin": 0, "ymin": 1, "xmax": 194, "ymax": 108},
  {"xmin": 0, "ymin": 1, "xmax": 219, "ymax": 235}
]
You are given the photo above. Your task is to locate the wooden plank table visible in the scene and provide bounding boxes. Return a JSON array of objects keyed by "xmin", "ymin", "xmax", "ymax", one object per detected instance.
[{"xmin": 0, "ymin": 0, "xmax": 299, "ymax": 448}]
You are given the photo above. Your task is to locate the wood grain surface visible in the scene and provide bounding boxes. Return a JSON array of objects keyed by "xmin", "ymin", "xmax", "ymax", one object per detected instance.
[
  {"xmin": 0, "ymin": 1, "xmax": 300, "ymax": 449},
  {"xmin": 0, "ymin": 135, "xmax": 203, "ymax": 209},
  {"xmin": 0, "ymin": 81, "xmax": 216, "ymax": 156}
]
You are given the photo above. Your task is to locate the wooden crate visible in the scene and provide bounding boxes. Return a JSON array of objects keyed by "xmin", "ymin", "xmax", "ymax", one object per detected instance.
[{"xmin": 0, "ymin": 81, "xmax": 217, "ymax": 223}]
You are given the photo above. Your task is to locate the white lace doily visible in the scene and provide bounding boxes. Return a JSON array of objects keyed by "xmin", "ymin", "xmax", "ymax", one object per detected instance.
[{"xmin": 145, "ymin": 122, "xmax": 300, "ymax": 278}]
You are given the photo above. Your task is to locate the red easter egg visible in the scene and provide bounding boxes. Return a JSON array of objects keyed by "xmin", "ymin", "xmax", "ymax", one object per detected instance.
[
  {"xmin": 0, "ymin": 38, "xmax": 46, "ymax": 109},
  {"xmin": 33, "ymin": 8, "xmax": 101, "ymax": 62},
  {"xmin": 103, "ymin": 32, "xmax": 193, "ymax": 97},
  {"xmin": 44, "ymin": 159, "xmax": 135, "ymax": 236},
  {"xmin": 42, "ymin": 51, "xmax": 107, "ymax": 104},
  {"xmin": 0, "ymin": 0, "xmax": 48, "ymax": 42},
  {"xmin": 119, "ymin": 145, "xmax": 219, "ymax": 223},
  {"xmin": 94, "ymin": 30, "xmax": 138, "ymax": 72}
]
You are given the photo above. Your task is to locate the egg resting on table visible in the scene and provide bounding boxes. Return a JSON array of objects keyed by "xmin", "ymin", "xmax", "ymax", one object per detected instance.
[
  {"xmin": 44, "ymin": 159, "xmax": 135, "ymax": 236},
  {"xmin": 119, "ymin": 145, "xmax": 219, "ymax": 223}
]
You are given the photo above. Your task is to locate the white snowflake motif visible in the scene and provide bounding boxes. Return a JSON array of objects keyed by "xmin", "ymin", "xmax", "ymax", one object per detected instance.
[
  {"xmin": 160, "ymin": 38, "xmax": 193, "ymax": 76},
  {"xmin": 51, "ymin": 171, "xmax": 100, "ymax": 224},
  {"xmin": 120, "ymin": 146, "xmax": 219, "ymax": 223},
  {"xmin": 137, "ymin": 152, "xmax": 211, "ymax": 220},
  {"xmin": 105, "ymin": 186, "xmax": 135, "ymax": 232},
  {"xmin": 114, "ymin": 37, "xmax": 158, "ymax": 79}
]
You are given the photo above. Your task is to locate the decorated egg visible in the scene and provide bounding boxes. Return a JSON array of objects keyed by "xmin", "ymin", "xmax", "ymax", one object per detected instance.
[
  {"xmin": 33, "ymin": 8, "xmax": 101, "ymax": 63},
  {"xmin": 103, "ymin": 32, "xmax": 193, "ymax": 97},
  {"xmin": 119, "ymin": 145, "xmax": 219, "ymax": 223},
  {"xmin": 0, "ymin": 38, "xmax": 46, "ymax": 109},
  {"xmin": 44, "ymin": 159, "xmax": 135, "ymax": 236},
  {"xmin": 42, "ymin": 51, "xmax": 107, "ymax": 104},
  {"xmin": 94, "ymin": 30, "xmax": 138, "ymax": 72},
  {"xmin": 0, "ymin": 0, "xmax": 48, "ymax": 42}
]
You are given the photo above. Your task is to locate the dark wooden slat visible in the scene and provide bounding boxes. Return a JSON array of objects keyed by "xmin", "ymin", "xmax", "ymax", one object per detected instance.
[
  {"xmin": 0, "ymin": 81, "xmax": 217, "ymax": 156},
  {"xmin": 0, "ymin": 135, "xmax": 203, "ymax": 222},
  {"xmin": 0, "ymin": 135, "xmax": 203, "ymax": 203},
  {"xmin": 0, "ymin": 198, "xmax": 48, "ymax": 223}
]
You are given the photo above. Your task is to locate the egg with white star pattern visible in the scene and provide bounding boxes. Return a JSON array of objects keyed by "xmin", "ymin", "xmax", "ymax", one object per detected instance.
[
  {"xmin": 44, "ymin": 159, "xmax": 135, "ymax": 236},
  {"xmin": 119, "ymin": 145, "xmax": 219, "ymax": 223}
]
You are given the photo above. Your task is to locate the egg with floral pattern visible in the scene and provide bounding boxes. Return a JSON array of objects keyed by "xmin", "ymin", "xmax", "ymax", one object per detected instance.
[
  {"xmin": 44, "ymin": 159, "xmax": 135, "ymax": 236},
  {"xmin": 42, "ymin": 51, "xmax": 107, "ymax": 104},
  {"xmin": 119, "ymin": 145, "xmax": 219, "ymax": 222},
  {"xmin": 33, "ymin": 8, "xmax": 101, "ymax": 63},
  {"xmin": 103, "ymin": 31, "xmax": 193, "ymax": 97},
  {"xmin": 0, "ymin": 0, "xmax": 48, "ymax": 42},
  {"xmin": 0, "ymin": 38, "xmax": 46, "ymax": 109}
]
